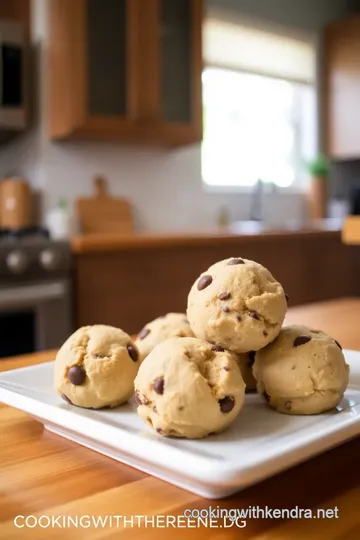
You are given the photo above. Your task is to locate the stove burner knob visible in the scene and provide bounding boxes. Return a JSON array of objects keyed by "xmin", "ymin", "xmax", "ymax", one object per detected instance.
[
  {"xmin": 39, "ymin": 249, "xmax": 59, "ymax": 270},
  {"xmin": 6, "ymin": 250, "xmax": 29, "ymax": 274}
]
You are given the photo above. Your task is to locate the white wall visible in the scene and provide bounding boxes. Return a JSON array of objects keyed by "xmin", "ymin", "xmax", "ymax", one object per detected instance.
[{"xmin": 0, "ymin": 0, "xmax": 350, "ymax": 232}]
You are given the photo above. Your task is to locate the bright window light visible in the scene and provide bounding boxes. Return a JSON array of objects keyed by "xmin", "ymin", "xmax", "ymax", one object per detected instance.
[{"xmin": 202, "ymin": 67, "xmax": 316, "ymax": 188}]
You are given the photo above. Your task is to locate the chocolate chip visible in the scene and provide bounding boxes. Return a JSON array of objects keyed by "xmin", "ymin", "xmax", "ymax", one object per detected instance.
[
  {"xmin": 335, "ymin": 340, "xmax": 342, "ymax": 350},
  {"xmin": 153, "ymin": 377, "xmax": 164, "ymax": 395},
  {"xmin": 285, "ymin": 400, "xmax": 292, "ymax": 411},
  {"xmin": 61, "ymin": 393, "xmax": 72, "ymax": 405},
  {"xmin": 219, "ymin": 292, "xmax": 230, "ymax": 300},
  {"xmin": 127, "ymin": 344, "xmax": 138, "ymax": 362},
  {"xmin": 228, "ymin": 258, "xmax": 245, "ymax": 265},
  {"xmin": 219, "ymin": 396, "xmax": 235, "ymax": 413},
  {"xmin": 178, "ymin": 406, "xmax": 184, "ymax": 411},
  {"xmin": 247, "ymin": 351, "xmax": 256, "ymax": 367},
  {"xmin": 212, "ymin": 345, "xmax": 225, "ymax": 352},
  {"xmin": 248, "ymin": 311, "xmax": 260, "ymax": 320},
  {"xmin": 285, "ymin": 294, "xmax": 289, "ymax": 303},
  {"xmin": 263, "ymin": 330, "xmax": 268, "ymax": 337},
  {"xmin": 223, "ymin": 365, "xmax": 230, "ymax": 371},
  {"xmin": 197, "ymin": 275, "xmax": 212, "ymax": 290},
  {"xmin": 293, "ymin": 335, "xmax": 311, "ymax": 347},
  {"xmin": 236, "ymin": 315, "xmax": 242, "ymax": 322},
  {"xmin": 156, "ymin": 428, "xmax": 164, "ymax": 435},
  {"xmin": 134, "ymin": 390, "xmax": 142, "ymax": 405},
  {"xmin": 222, "ymin": 305, "xmax": 230, "ymax": 313},
  {"xmin": 68, "ymin": 365, "xmax": 86, "ymax": 386},
  {"xmin": 139, "ymin": 327, "xmax": 150, "ymax": 340}
]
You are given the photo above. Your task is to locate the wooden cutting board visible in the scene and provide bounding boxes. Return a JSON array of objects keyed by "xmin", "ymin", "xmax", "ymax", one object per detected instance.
[{"xmin": 76, "ymin": 176, "xmax": 134, "ymax": 235}]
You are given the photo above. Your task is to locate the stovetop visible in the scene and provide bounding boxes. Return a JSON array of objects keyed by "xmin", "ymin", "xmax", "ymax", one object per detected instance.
[
  {"xmin": 0, "ymin": 227, "xmax": 72, "ymax": 283},
  {"xmin": 0, "ymin": 226, "xmax": 50, "ymax": 244}
]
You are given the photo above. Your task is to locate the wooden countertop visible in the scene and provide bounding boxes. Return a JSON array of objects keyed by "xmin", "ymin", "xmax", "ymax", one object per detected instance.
[
  {"xmin": 1, "ymin": 298, "xmax": 360, "ymax": 539},
  {"xmin": 71, "ymin": 225, "xmax": 342, "ymax": 254},
  {"xmin": 343, "ymin": 216, "xmax": 360, "ymax": 245}
]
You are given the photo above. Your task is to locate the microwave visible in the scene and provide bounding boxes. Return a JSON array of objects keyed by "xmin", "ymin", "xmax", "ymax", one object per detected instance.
[{"xmin": 0, "ymin": 21, "xmax": 27, "ymax": 138}]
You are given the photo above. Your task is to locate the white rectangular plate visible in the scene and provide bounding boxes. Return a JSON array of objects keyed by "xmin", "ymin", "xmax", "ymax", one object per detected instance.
[{"xmin": 1, "ymin": 350, "xmax": 360, "ymax": 499}]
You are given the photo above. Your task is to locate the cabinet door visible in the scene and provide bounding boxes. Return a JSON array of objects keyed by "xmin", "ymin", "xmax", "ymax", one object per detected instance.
[
  {"xmin": 86, "ymin": 0, "xmax": 127, "ymax": 116},
  {"xmin": 49, "ymin": 0, "xmax": 138, "ymax": 139},
  {"xmin": 157, "ymin": 0, "xmax": 203, "ymax": 145},
  {"xmin": 325, "ymin": 16, "xmax": 360, "ymax": 159},
  {"xmin": 133, "ymin": 0, "xmax": 203, "ymax": 146},
  {"xmin": 49, "ymin": 0, "xmax": 203, "ymax": 145}
]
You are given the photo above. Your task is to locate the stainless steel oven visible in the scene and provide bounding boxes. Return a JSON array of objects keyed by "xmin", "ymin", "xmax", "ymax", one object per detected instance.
[{"xmin": 0, "ymin": 230, "xmax": 73, "ymax": 358}]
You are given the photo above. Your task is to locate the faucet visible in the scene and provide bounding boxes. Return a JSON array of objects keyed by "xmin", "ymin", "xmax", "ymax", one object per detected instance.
[{"xmin": 249, "ymin": 179, "xmax": 264, "ymax": 221}]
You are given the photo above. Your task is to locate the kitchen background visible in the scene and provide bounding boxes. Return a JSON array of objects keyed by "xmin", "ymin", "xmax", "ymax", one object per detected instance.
[
  {"xmin": 1, "ymin": 0, "xmax": 360, "ymax": 358},
  {"xmin": 0, "ymin": 0, "xmax": 360, "ymax": 231}
]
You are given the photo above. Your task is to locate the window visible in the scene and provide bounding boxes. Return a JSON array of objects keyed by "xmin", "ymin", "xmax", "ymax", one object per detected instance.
[{"xmin": 202, "ymin": 17, "xmax": 317, "ymax": 189}]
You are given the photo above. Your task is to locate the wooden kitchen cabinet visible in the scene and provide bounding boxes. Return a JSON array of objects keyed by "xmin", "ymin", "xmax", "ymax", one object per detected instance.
[
  {"xmin": 324, "ymin": 15, "xmax": 360, "ymax": 159},
  {"xmin": 48, "ymin": 0, "xmax": 202, "ymax": 146}
]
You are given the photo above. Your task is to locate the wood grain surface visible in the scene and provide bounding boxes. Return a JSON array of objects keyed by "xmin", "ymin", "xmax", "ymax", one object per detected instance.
[
  {"xmin": 71, "ymin": 228, "xmax": 345, "ymax": 254},
  {"xmin": 343, "ymin": 216, "xmax": 360, "ymax": 245},
  {"xmin": 1, "ymin": 299, "xmax": 360, "ymax": 539},
  {"xmin": 76, "ymin": 176, "xmax": 134, "ymax": 235}
]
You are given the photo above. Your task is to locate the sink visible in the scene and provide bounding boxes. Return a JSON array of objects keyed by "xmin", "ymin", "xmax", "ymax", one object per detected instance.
[{"xmin": 230, "ymin": 218, "xmax": 343, "ymax": 234}]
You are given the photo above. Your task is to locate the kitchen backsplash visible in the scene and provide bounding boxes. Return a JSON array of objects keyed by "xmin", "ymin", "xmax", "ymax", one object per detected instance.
[{"xmin": 0, "ymin": 130, "xmax": 306, "ymax": 231}]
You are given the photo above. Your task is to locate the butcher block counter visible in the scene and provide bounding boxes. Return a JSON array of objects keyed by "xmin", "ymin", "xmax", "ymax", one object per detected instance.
[
  {"xmin": 71, "ymin": 226, "xmax": 360, "ymax": 334},
  {"xmin": 71, "ymin": 226, "xmax": 343, "ymax": 253},
  {"xmin": 1, "ymin": 298, "xmax": 360, "ymax": 539}
]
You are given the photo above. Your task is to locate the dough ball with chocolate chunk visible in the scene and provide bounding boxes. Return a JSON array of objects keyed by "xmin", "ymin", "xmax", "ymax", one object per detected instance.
[
  {"xmin": 234, "ymin": 352, "xmax": 257, "ymax": 392},
  {"xmin": 54, "ymin": 325, "xmax": 140, "ymax": 409},
  {"xmin": 187, "ymin": 257, "xmax": 287, "ymax": 353},
  {"xmin": 253, "ymin": 325, "xmax": 350, "ymax": 415},
  {"xmin": 135, "ymin": 313, "xmax": 195, "ymax": 362},
  {"xmin": 134, "ymin": 337, "xmax": 245, "ymax": 439}
]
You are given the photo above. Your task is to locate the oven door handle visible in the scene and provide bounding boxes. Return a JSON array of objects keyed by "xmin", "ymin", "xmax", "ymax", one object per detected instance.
[{"xmin": 0, "ymin": 282, "xmax": 66, "ymax": 310}]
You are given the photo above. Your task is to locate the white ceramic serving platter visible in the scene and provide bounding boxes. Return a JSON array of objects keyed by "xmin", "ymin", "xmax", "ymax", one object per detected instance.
[{"xmin": 1, "ymin": 350, "xmax": 360, "ymax": 499}]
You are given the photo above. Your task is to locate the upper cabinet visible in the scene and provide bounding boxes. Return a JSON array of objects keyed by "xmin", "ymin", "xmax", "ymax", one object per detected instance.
[
  {"xmin": 324, "ymin": 15, "xmax": 360, "ymax": 159},
  {"xmin": 48, "ymin": 0, "xmax": 202, "ymax": 146}
]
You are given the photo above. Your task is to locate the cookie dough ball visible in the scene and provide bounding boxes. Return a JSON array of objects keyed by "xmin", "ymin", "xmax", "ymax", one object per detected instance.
[
  {"xmin": 253, "ymin": 326, "xmax": 350, "ymax": 415},
  {"xmin": 55, "ymin": 325, "xmax": 140, "ymax": 409},
  {"xmin": 187, "ymin": 257, "xmax": 287, "ymax": 353},
  {"xmin": 234, "ymin": 352, "xmax": 257, "ymax": 392},
  {"xmin": 135, "ymin": 313, "xmax": 195, "ymax": 361},
  {"xmin": 134, "ymin": 337, "xmax": 245, "ymax": 439}
]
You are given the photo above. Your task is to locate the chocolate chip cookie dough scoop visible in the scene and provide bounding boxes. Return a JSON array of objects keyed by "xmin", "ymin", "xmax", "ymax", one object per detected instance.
[
  {"xmin": 134, "ymin": 337, "xmax": 245, "ymax": 439},
  {"xmin": 135, "ymin": 313, "xmax": 194, "ymax": 362},
  {"xmin": 187, "ymin": 257, "xmax": 287, "ymax": 353},
  {"xmin": 253, "ymin": 325, "xmax": 350, "ymax": 415},
  {"xmin": 55, "ymin": 325, "xmax": 140, "ymax": 409}
]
